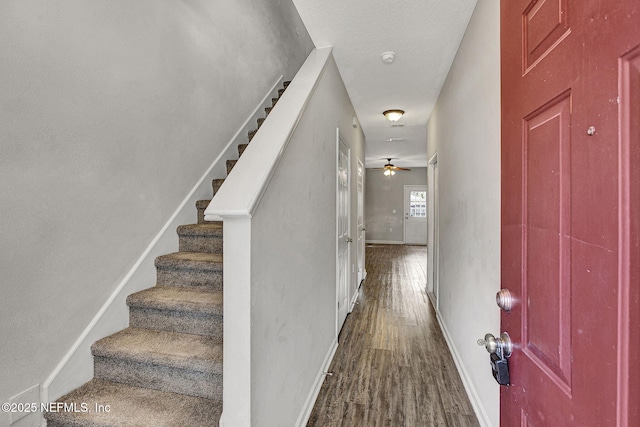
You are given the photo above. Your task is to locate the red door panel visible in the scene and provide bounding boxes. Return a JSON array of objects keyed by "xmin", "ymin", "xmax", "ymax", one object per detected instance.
[{"xmin": 501, "ymin": 0, "xmax": 640, "ymax": 425}]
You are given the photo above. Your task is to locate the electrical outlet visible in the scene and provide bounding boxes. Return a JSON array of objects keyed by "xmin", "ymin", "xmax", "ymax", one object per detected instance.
[
  {"xmin": 9, "ymin": 384, "xmax": 40, "ymax": 425},
  {"xmin": 389, "ymin": 228, "xmax": 392, "ymax": 232},
  {"xmin": 392, "ymin": 209, "xmax": 396, "ymax": 214}
]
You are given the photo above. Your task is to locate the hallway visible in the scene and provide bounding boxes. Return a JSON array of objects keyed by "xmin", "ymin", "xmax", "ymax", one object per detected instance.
[{"xmin": 307, "ymin": 245, "xmax": 479, "ymax": 426}]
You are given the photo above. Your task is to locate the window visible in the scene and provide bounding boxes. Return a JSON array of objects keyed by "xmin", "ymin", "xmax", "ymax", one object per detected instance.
[{"xmin": 409, "ymin": 191, "xmax": 427, "ymax": 218}]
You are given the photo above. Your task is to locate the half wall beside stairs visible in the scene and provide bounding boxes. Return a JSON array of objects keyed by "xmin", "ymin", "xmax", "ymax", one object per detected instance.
[{"xmin": 205, "ymin": 47, "xmax": 365, "ymax": 426}]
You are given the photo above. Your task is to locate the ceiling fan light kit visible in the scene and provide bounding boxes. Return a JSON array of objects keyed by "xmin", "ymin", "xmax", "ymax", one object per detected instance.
[
  {"xmin": 374, "ymin": 158, "xmax": 412, "ymax": 176},
  {"xmin": 383, "ymin": 109, "xmax": 404, "ymax": 122}
]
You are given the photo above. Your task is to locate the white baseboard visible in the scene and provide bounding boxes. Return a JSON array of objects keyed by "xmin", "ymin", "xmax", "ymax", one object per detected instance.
[
  {"xmin": 349, "ymin": 278, "xmax": 363, "ymax": 312},
  {"xmin": 42, "ymin": 76, "xmax": 284, "ymax": 405},
  {"xmin": 365, "ymin": 240, "xmax": 404, "ymax": 245},
  {"xmin": 429, "ymin": 299, "xmax": 493, "ymax": 427},
  {"xmin": 294, "ymin": 339, "xmax": 338, "ymax": 427}
]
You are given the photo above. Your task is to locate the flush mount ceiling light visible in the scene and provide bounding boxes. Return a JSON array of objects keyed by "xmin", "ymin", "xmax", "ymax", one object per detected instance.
[{"xmin": 383, "ymin": 109, "xmax": 404, "ymax": 122}]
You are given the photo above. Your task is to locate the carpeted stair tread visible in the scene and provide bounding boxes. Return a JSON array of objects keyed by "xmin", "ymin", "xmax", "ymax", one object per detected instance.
[
  {"xmin": 155, "ymin": 252, "xmax": 222, "ymax": 270},
  {"xmin": 177, "ymin": 222, "xmax": 222, "ymax": 236},
  {"xmin": 92, "ymin": 327, "xmax": 222, "ymax": 374},
  {"xmin": 45, "ymin": 378, "xmax": 220, "ymax": 427},
  {"xmin": 238, "ymin": 143, "xmax": 249, "ymax": 156},
  {"xmin": 127, "ymin": 287, "xmax": 222, "ymax": 315},
  {"xmin": 155, "ymin": 252, "xmax": 223, "ymax": 290}
]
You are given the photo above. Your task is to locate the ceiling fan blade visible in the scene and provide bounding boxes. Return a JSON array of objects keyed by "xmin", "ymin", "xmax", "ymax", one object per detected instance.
[{"xmin": 395, "ymin": 167, "xmax": 412, "ymax": 171}]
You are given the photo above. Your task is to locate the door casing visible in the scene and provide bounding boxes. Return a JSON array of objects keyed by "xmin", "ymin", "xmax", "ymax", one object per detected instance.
[
  {"xmin": 427, "ymin": 154, "xmax": 439, "ymax": 305},
  {"xmin": 336, "ymin": 130, "xmax": 351, "ymax": 336}
]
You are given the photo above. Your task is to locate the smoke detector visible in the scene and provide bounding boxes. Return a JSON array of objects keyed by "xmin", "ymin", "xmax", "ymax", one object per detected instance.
[{"xmin": 381, "ymin": 51, "xmax": 396, "ymax": 64}]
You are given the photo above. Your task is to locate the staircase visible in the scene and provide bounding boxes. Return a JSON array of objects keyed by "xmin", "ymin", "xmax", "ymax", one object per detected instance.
[{"xmin": 45, "ymin": 81, "xmax": 290, "ymax": 427}]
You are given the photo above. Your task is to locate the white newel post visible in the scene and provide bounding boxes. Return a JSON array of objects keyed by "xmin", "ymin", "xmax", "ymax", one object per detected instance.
[{"xmin": 218, "ymin": 217, "xmax": 252, "ymax": 427}]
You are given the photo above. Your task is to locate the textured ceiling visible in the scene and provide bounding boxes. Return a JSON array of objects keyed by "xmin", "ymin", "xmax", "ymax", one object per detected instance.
[{"xmin": 291, "ymin": 0, "xmax": 478, "ymax": 168}]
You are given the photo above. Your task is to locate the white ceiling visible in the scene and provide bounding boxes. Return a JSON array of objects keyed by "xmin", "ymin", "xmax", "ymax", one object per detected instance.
[{"xmin": 291, "ymin": 0, "xmax": 478, "ymax": 168}]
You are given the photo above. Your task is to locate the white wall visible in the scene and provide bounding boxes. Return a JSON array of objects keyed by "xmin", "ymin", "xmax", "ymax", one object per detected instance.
[
  {"xmin": 365, "ymin": 168, "xmax": 428, "ymax": 243},
  {"xmin": 0, "ymin": 0, "xmax": 312, "ymax": 422},
  {"xmin": 426, "ymin": 1, "xmax": 501, "ymax": 426},
  {"xmin": 250, "ymin": 55, "xmax": 364, "ymax": 426}
]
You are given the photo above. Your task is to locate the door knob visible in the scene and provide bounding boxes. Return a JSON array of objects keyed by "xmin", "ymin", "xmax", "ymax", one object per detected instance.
[
  {"xmin": 477, "ymin": 332, "xmax": 512, "ymax": 358},
  {"xmin": 496, "ymin": 289, "xmax": 514, "ymax": 311}
]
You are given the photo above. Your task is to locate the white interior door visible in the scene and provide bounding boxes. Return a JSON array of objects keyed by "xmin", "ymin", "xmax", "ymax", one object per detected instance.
[
  {"xmin": 356, "ymin": 160, "xmax": 365, "ymax": 285},
  {"xmin": 336, "ymin": 132, "xmax": 350, "ymax": 334},
  {"xmin": 404, "ymin": 185, "xmax": 427, "ymax": 245}
]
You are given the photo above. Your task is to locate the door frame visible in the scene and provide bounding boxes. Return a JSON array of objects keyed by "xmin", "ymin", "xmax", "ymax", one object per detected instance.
[
  {"xmin": 335, "ymin": 129, "xmax": 351, "ymax": 337},
  {"xmin": 427, "ymin": 153, "xmax": 439, "ymax": 306}
]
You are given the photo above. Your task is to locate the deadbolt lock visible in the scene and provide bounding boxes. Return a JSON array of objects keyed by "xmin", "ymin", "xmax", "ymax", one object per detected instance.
[{"xmin": 496, "ymin": 289, "xmax": 514, "ymax": 312}]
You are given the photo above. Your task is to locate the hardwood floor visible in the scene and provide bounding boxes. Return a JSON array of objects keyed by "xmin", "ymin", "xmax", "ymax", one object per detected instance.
[{"xmin": 307, "ymin": 245, "xmax": 480, "ymax": 427}]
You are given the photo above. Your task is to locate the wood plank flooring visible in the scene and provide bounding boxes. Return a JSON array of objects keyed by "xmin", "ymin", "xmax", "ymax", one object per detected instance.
[{"xmin": 307, "ymin": 245, "xmax": 480, "ymax": 427}]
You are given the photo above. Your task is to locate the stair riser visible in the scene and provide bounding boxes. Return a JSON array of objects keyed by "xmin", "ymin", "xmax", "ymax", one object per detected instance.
[
  {"xmin": 94, "ymin": 357, "xmax": 222, "ymax": 400},
  {"xmin": 212, "ymin": 179, "xmax": 224, "ymax": 195},
  {"xmin": 129, "ymin": 308, "xmax": 223, "ymax": 341},
  {"xmin": 179, "ymin": 234, "xmax": 223, "ymax": 254},
  {"xmin": 226, "ymin": 160, "xmax": 237, "ymax": 175},
  {"xmin": 197, "ymin": 207, "xmax": 208, "ymax": 224},
  {"xmin": 156, "ymin": 267, "xmax": 222, "ymax": 291}
]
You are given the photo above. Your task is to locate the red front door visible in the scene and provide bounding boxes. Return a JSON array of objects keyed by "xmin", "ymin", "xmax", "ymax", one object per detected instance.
[{"xmin": 501, "ymin": 0, "xmax": 639, "ymax": 425}]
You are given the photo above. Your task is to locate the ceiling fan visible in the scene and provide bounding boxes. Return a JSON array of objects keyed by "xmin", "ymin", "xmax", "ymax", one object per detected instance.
[{"xmin": 372, "ymin": 158, "xmax": 412, "ymax": 176}]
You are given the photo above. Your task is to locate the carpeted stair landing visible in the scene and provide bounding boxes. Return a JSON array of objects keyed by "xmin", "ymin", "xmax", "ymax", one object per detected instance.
[{"xmin": 45, "ymin": 81, "xmax": 290, "ymax": 427}]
